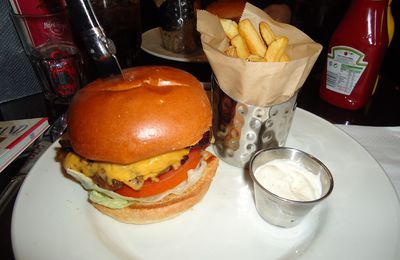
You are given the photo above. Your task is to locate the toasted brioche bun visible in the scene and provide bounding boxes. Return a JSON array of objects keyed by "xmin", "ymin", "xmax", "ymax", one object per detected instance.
[
  {"xmin": 92, "ymin": 151, "xmax": 219, "ymax": 224},
  {"xmin": 67, "ymin": 66, "xmax": 212, "ymax": 164},
  {"xmin": 206, "ymin": 0, "xmax": 245, "ymax": 21},
  {"xmin": 65, "ymin": 66, "xmax": 218, "ymax": 224}
]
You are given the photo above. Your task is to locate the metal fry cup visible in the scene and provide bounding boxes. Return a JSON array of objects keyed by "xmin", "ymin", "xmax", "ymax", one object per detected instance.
[
  {"xmin": 211, "ymin": 74, "xmax": 297, "ymax": 168},
  {"xmin": 249, "ymin": 147, "xmax": 334, "ymax": 228}
]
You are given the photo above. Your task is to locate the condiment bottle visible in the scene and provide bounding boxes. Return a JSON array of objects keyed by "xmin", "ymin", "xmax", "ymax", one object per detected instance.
[
  {"xmin": 372, "ymin": 0, "xmax": 394, "ymax": 95},
  {"xmin": 158, "ymin": 0, "xmax": 200, "ymax": 53},
  {"xmin": 319, "ymin": 0, "xmax": 389, "ymax": 110}
]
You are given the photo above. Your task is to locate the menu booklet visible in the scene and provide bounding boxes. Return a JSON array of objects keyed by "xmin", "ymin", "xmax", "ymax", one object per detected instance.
[{"xmin": 0, "ymin": 117, "xmax": 49, "ymax": 173}]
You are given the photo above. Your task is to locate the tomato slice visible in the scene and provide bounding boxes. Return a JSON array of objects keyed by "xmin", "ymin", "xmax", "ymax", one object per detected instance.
[{"xmin": 115, "ymin": 149, "xmax": 202, "ymax": 198}]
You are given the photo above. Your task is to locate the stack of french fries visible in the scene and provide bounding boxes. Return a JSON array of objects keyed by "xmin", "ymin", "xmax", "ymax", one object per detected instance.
[{"xmin": 220, "ymin": 18, "xmax": 289, "ymax": 62}]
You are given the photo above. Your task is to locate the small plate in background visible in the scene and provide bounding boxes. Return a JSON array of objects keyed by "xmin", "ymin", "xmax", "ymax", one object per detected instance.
[{"xmin": 141, "ymin": 27, "xmax": 208, "ymax": 63}]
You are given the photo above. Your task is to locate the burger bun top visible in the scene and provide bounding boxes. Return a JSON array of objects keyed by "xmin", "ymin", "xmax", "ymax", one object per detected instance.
[{"xmin": 67, "ymin": 66, "xmax": 212, "ymax": 164}]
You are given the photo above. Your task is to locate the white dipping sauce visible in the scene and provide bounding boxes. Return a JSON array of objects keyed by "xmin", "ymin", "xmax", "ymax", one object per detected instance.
[{"xmin": 254, "ymin": 159, "xmax": 322, "ymax": 201}]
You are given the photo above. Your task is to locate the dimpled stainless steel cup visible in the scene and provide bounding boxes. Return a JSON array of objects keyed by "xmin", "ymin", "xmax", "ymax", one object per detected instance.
[
  {"xmin": 211, "ymin": 75, "xmax": 297, "ymax": 168},
  {"xmin": 249, "ymin": 147, "xmax": 334, "ymax": 228}
]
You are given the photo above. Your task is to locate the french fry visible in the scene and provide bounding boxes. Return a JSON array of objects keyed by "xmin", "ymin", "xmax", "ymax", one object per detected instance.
[
  {"xmin": 246, "ymin": 54, "xmax": 267, "ymax": 62},
  {"xmin": 238, "ymin": 19, "xmax": 266, "ymax": 57},
  {"xmin": 220, "ymin": 18, "xmax": 290, "ymax": 62},
  {"xmin": 280, "ymin": 53, "xmax": 289, "ymax": 62},
  {"xmin": 259, "ymin": 21, "xmax": 276, "ymax": 45},
  {"xmin": 220, "ymin": 18, "xmax": 239, "ymax": 40},
  {"xmin": 265, "ymin": 36, "xmax": 288, "ymax": 62},
  {"xmin": 225, "ymin": 45, "xmax": 237, "ymax": 57},
  {"xmin": 231, "ymin": 34, "xmax": 250, "ymax": 58}
]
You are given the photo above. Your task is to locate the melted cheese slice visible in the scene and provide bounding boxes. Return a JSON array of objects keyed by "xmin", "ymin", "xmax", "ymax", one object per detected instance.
[{"xmin": 63, "ymin": 149, "xmax": 189, "ymax": 190}]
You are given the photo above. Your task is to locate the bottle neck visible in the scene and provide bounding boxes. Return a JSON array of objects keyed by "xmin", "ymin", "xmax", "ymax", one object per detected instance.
[{"xmin": 339, "ymin": 0, "xmax": 388, "ymax": 35}]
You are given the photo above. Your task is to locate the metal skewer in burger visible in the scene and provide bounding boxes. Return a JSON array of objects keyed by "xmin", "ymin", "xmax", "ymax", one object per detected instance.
[{"xmin": 62, "ymin": 66, "xmax": 219, "ymax": 224}]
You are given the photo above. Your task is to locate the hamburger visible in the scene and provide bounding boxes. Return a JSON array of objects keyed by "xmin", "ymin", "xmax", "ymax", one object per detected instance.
[
  {"xmin": 62, "ymin": 66, "xmax": 219, "ymax": 224},
  {"xmin": 206, "ymin": 0, "xmax": 246, "ymax": 22}
]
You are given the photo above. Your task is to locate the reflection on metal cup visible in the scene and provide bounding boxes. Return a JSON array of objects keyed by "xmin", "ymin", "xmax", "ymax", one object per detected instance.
[
  {"xmin": 211, "ymin": 75, "xmax": 297, "ymax": 168},
  {"xmin": 249, "ymin": 148, "xmax": 334, "ymax": 228}
]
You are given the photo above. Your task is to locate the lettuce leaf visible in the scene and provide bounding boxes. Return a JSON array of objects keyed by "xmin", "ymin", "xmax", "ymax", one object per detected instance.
[{"xmin": 89, "ymin": 190, "xmax": 134, "ymax": 209}]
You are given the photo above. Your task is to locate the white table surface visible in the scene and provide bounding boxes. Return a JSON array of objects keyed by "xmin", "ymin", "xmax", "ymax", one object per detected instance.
[{"xmin": 337, "ymin": 124, "xmax": 400, "ymax": 196}]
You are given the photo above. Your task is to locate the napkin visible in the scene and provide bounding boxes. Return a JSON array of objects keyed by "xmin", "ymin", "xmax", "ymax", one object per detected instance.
[{"xmin": 337, "ymin": 125, "xmax": 400, "ymax": 195}]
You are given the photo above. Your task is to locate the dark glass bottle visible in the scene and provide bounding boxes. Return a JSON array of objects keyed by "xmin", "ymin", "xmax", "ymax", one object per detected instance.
[
  {"xmin": 90, "ymin": 0, "xmax": 142, "ymax": 68},
  {"xmin": 158, "ymin": 0, "xmax": 200, "ymax": 53}
]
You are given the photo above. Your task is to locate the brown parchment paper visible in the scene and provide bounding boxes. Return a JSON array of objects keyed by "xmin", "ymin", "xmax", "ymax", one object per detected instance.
[{"xmin": 197, "ymin": 3, "xmax": 322, "ymax": 107}]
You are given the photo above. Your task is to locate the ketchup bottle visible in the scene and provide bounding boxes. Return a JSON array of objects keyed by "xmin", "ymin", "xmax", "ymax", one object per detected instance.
[{"xmin": 319, "ymin": 0, "xmax": 389, "ymax": 110}]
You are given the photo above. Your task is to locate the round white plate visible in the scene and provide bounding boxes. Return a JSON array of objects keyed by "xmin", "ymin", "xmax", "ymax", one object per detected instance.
[
  {"xmin": 141, "ymin": 27, "xmax": 208, "ymax": 63},
  {"xmin": 12, "ymin": 109, "xmax": 400, "ymax": 260}
]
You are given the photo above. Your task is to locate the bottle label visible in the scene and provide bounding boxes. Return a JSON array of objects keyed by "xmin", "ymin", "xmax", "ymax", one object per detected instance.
[
  {"xmin": 326, "ymin": 46, "xmax": 368, "ymax": 95},
  {"xmin": 9, "ymin": 0, "xmax": 73, "ymax": 49}
]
